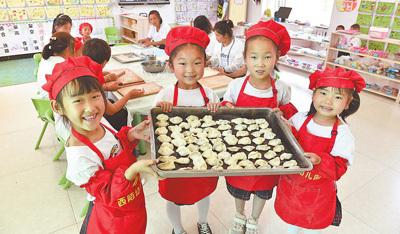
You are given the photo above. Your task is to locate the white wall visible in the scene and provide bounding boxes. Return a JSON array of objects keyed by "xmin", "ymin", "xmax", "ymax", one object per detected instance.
[
  {"xmin": 246, "ymin": 0, "xmax": 263, "ymax": 23},
  {"xmin": 327, "ymin": 0, "xmax": 360, "ymax": 36}
]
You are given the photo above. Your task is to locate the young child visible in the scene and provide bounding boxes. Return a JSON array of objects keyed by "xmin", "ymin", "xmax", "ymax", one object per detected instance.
[
  {"xmin": 221, "ymin": 20, "xmax": 298, "ymax": 234},
  {"xmin": 154, "ymin": 26, "xmax": 220, "ymax": 234},
  {"xmin": 209, "ymin": 20, "xmax": 246, "ymax": 78},
  {"xmin": 274, "ymin": 67, "xmax": 365, "ymax": 234},
  {"xmin": 193, "ymin": 15, "xmax": 218, "ymax": 58},
  {"xmin": 348, "ymin": 23, "xmax": 361, "ymax": 48},
  {"xmin": 51, "ymin": 13, "xmax": 83, "ymax": 56},
  {"xmin": 43, "ymin": 56, "xmax": 157, "ymax": 234},
  {"xmin": 82, "ymin": 38, "xmax": 144, "ymax": 130},
  {"xmin": 36, "ymin": 32, "xmax": 75, "ymax": 99},
  {"xmin": 78, "ymin": 22, "xmax": 93, "ymax": 44}
]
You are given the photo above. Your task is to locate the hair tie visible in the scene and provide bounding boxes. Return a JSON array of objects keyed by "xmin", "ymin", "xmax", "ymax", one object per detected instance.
[
  {"xmin": 49, "ymin": 45, "xmax": 52, "ymax": 49},
  {"xmin": 50, "ymin": 36, "xmax": 57, "ymax": 41}
]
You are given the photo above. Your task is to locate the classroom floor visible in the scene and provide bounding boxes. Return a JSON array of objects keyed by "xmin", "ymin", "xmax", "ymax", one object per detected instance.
[{"xmin": 0, "ymin": 68, "xmax": 399, "ymax": 234}]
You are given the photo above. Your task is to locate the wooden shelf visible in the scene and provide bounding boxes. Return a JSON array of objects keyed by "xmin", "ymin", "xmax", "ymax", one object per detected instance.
[
  {"xmin": 333, "ymin": 31, "xmax": 400, "ymax": 45},
  {"xmin": 329, "ymin": 47, "xmax": 400, "ymax": 65},
  {"xmin": 326, "ymin": 62, "xmax": 400, "ymax": 84},
  {"xmin": 121, "ymin": 35, "xmax": 137, "ymax": 43},
  {"xmin": 278, "ymin": 61, "xmax": 316, "ymax": 73},
  {"xmin": 289, "ymin": 50, "xmax": 325, "ymax": 61},
  {"xmin": 121, "ymin": 25, "xmax": 138, "ymax": 32},
  {"xmin": 364, "ymin": 88, "xmax": 397, "ymax": 100}
]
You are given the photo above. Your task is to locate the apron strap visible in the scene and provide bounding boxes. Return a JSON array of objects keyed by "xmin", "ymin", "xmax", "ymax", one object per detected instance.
[
  {"xmin": 71, "ymin": 126, "xmax": 105, "ymax": 162},
  {"xmin": 173, "ymin": 82, "xmax": 209, "ymax": 106},
  {"xmin": 270, "ymin": 78, "xmax": 279, "ymax": 108}
]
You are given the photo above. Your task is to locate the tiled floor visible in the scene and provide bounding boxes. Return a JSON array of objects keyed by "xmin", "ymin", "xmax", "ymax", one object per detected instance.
[{"xmin": 0, "ymin": 68, "xmax": 399, "ymax": 234}]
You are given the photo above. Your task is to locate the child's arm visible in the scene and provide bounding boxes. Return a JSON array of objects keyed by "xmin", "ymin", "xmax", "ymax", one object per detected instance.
[
  {"xmin": 127, "ymin": 120, "xmax": 150, "ymax": 142},
  {"xmin": 306, "ymin": 152, "xmax": 348, "ymax": 181},
  {"xmin": 156, "ymin": 101, "xmax": 173, "ymax": 112},
  {"xmin": 105, "ymin": 88, "xmax": 145, "ymax": 115}
]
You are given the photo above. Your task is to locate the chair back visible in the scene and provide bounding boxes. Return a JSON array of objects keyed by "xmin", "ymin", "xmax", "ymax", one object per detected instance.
[
  {"xmin": 31, "ymin": 98, "xmax": 55, "ymax": 123},
  {"xmin": 104, "ymin": 26, "xmax": 121, "ymax": 44},
  {"xmin": 33, "ymin": 53, "xmax": 42, "ymax": 80}
]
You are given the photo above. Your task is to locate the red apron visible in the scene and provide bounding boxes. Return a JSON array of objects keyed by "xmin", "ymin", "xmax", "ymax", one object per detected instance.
[
  {"xmin": 72, "ymin": 124, "xmax": 146, "ymax": 234},
  {"xmin": 225, "ymin": 76, "xmax": 279, "ymax": 191},
  {"xmin": 158, "ymin": 83, "xmax": 218, "ymax": 204},
  {"xmin": 274, "ymin": 115, "xmax": 339, "ymax": 229}
]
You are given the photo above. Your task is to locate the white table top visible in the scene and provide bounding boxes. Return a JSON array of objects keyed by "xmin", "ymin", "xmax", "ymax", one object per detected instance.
[{"xmin": 107, "ymin": 45, "xmax": 228, "ymax": 115}]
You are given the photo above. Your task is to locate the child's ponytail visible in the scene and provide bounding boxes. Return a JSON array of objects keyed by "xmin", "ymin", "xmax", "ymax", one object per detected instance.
[
  {"xmin": 214, "ymin": 20, "xmax": 234, "ymax": 38},
  {"xmin": 42, "ymin": 32, "xmax": 75, "ymax": 60},
  {"xmin": 339, "ymin": 91, "xmax": 360, "ymax": 122}
]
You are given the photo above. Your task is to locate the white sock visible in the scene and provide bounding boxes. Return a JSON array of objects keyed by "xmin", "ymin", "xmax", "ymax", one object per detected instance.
[
  {"xmin": 166, "ymin": 201, "xmax": 184, "ymax": 233},
  {"xmin": 197, "ymin": 196, "xmax": 210, "ymax": 224}
]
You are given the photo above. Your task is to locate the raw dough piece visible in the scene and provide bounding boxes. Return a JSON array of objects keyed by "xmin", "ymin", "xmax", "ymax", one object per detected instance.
[
  {"xmin": 206, "ymin": 157, "xmax": 222, "ymax": 166},
  {"xmin": 157, "ymin": 135, "xmax": 171, "ymax": 143},
  {"xmin": 156, "ymin": 113, "xmax": 169, "ymax": 121},
  {"xmin": 186, "ymin": 115, "xmax": 199, "ymax": 122},
  {"xmin": 283, "ymin": 160, "xmax": 298, "ymax": 167},
  {"xmin": 224, "ymin": 157, "xmax": 238, "ymax": 166},
  {"xmin": 175, "ymin": 157, "xmax": 191, "ymax": 164},
  {"xmin": 224, "ymin": 135, "xmax": 238, "ymax": 145},
  {"xmin": 202, "ymin": 149, "xmax": 218, "ymax": 159},
  {"xmin": 171, "ymin": 131, "xmax": 184, "ymax": 139},
  {"xmin": 160, "ymin": 142, "xmax": 174, "ymax": 150},
  {"xmin": 232, "ymin": 152, "xmax": 247, "ymax": 161},
  {"xmin": 236, "ymin": 130, "xmax": 249, "ymax": 137},
  {"xmin": 176, "ymin": 146, "xmax": 191, "ymax": 156},
  {"xmin": 255, "ymin": 159, "xmax": 270, "ymax": 168},
  {"xmin": 189, "ymin": 120, "xmax": 201, "ymax": 128},
  {"xmin": 252, "ymin": 137, "xmax": 265, "ymax": 145},
  {"xmin": 170, "ymin": 116, "xmax": 183, "ymax": 124},
  {"xmin": 255, "ymin": 118, "xmax": 267, "ymax": 124},
  {"xmin": 189, "ymin": 127, "xmax": 202, "ymax": 134},
  {"xmin": 189, "ymin": 151, "xmax": 203, "ymax": 160},
  {"xmin": 202, "ymin": 121, "xmax": 217, "ymax": 128},
  {"xmin": 263, "ymin": 131, "xmax": 276, "ymax": 140},
  {"xmin": 179, "ymin": 122, "xmax": 190, "ymax": 129},
  {"xmin": 218, "ymin": 124, "xmax": 231, "ymax": 131},
  {"xmin": 259, "ymin": 123, "xmax": 269, "ymax": 129},
  {"xmin": 197, "ymin": 137, "xmax": 210, "ymax": 146},
  {"xmin": 268, "ymin": 139, "xmax": 282, "ymax": 146},
  {"xmin": 269, "ymin": 157, "xmax": 281, "ymax": 167},
  {"xmin": 248, "ymin": 151, "xmax": 262, "ymax": 159},
  {"xmin": 168, "ymin": 125, "xmax": 182, "ymax": 132},
  {"xmin": 216, "ymin": 119, "xmax": 230, "ymax": 125},
  {"xmin": 158, "ymin": 156, "xmax": 176, "ymax": 162},
  {"xmin": 231, "ymin": 118, "xmax": 244, "ymax": 125},
  {"xmin": 171, "ymin": 137, "xmax": 186, "ymax": 147},
  {"xmin": 193, "ymin": 162, "xmax": 208, "ymax": 170},
  {"xmin": 202, "ymin": 115, "xmax": 213, "ymax": 122},
  {"xmin": 248, "ymin": 124, "xmax": 259, "ymax": 131},
  {"xmin": 156, "ymin": 121, "xmax": 169, "ymax": 127},
  {"xmin": 155, "ymin": 127, "xmax": 168, "ymax": 135},
  {"xmin": 211, "ymin": 165, "xmax": 224, "ymax": 170},
  {"xmin": 264, "ymin": 150, "xmax": 277, "ymax": 159},
  {"xmin": 213, "ymin": 142, "xmax": 226, "ymax": 152},
  {"xmin": 210, "ymin": 138, "xmax": 223, "ymax": 144},
  {"xmin": 273, "ymin": 145, "xmax": 285, "ymax": 153},
  {"xmin": 158, "ymin": 161, "xmax": 175, "ymax": 170},
  {"xmin": 217, "ymin": 151, "xmax": 231, "ymax": 160},
  {"xmin": 184, "ymin": 135, "xmax": 198, "ymax": 144},
  {"xmin": 239, "ymin": 160, "xmax": 256, "ymax": 169},
  {"xmin": 222, "ymin": 130, "xmax": 233, "ymax": 136},
  {"xmin": 256, "ymin": 144, "xmax": 270, "ymax": 151},
  {"xmin": 227, "ymin": 146, "xmax": 240, "ymax": 152},
  {"xmin": 251, "ymin": 131, "xmax": 262, "ymax": 138},
  {"xmin": 280, "ymin": 153, "xmax": 293, "ymax": 160},
  {"xmin": 187, "ymin": 144, "xmax": 199, "ymax": 152},
  {"xmin": 228, "ymin": 164, "xmax": 243, "ymax": 169},
  {"xmin": 158, "ymin": 146, "xmax": 174, "ymax": 156},
  {"xmin": 243, "ymin": 146, "xmax": 255, "ymax": 152},
  {"xmin": 199, "ymin": 143, "xmax": 212, "ymax": 152},
  {"xmin": 243, "ymin": 118, "xmax": 255, "ymax": 125},
  {"xmin": 207, "ymin": 128, "xmax": 221, "ymax": 138},
  {"xmin": 238, "ymin": 137, "xmax": 251, "ymax": 145},
  {"xmin": 234, "ymin": 124, "xmax": 247, "ymax": 131}
]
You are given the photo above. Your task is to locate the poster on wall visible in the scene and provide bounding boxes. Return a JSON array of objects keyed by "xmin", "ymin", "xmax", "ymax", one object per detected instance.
[
  {"xmin": 335, "ymin": 0, "xmax": 357, "ymax": 12},
  {"xmin": 96, "ymin": 0, "xmax": 110, "ymax": 3},
  {"xmin": 0, "ymin": 0, "xmax": 6, "ymax": 8},
  {"xmin": 46, "ymin": 6, "xmax": 62, "ymax": 19},
  {"xmin": 27, "ymin": 0, "xmax": 45, "ymax": 6},
  {"xmin": 9, "ymin": 9, "xmax": 29, "ymax": 21},
  {"xmin": 46, "ymin": 0, "xmax": 62, "ymax": 5},
  {"xmin": 80, "ymin": 5, "xmax": 95, "ymax": 17},
  {"xmin": 376, "ymin": 2, "xmax": 395, "ymax": 15},
  {"xmin": 0, "ymin": 9, "xmax": 9, "ymax": 22},
  {"xmin": 96, "ymin": 5, "xmax": 110, "ymax": 17},
  {"xmin": 7, "ymin": 0, "xmax": 26, "ymax": 8},
  {"xmin": 29, "ymin": 7, "xmax": 47, "ymax": 20},
  {"xmin": 64, "ymin": 6, "xmax": 80, "ymax": 18},
  {"xmin": 81, "ymin": 0, "xmax": 95, "ymax": 3},
  {"xmin": 358, "ymin": 0, "xmax": 375, "ymax": 13}
]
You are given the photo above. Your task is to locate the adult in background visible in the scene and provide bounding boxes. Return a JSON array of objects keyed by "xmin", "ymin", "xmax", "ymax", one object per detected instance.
[{"xmin": 138, "ymin": 10, "xmax": 170, "ymax": 49}]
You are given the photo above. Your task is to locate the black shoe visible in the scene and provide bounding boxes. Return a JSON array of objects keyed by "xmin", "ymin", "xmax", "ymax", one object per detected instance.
[{"xmin": 197, "ymin": 223, "xmax": 212, "ymax": 234}]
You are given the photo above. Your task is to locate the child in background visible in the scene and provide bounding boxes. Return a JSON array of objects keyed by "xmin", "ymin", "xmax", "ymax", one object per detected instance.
[
  {"xmin": 154, "ymin": 26, "xmax": 220, "ymax": 234},
  {"xmin": 78, "ymin": 22, "xmax": 93, "ymax": 44},
  {"xmin": 36, "ymin": 32, "xmax": 75, "ymax": 98},
  {"xmin": 209, "ymin": 20, "xmax": 246, "ymax": 78},
  {"xmin": 335, "ymin": 25, "xmax": 345, "ymax": 31},
  {"xmin": 348, "ymin": 23, "xmax": 361, "ymax": 48},
  {"xmin": 335, "ymin": 25, "xmax": 349, "ymax": 57},
  {"xmin": 83, "ymin": 38, "xmax": 145, "ymax": 130},
  {"xmin": 193, "ymin": 15, "xmax": 219, "ymax": 58},
  {"xmin": 275, "ymin": 67, "xmax": 365, "ymax": 233},
  {"xmin": 43, "ymin": 56, "xmax": 157, "ymax": 234},
  {"xmin": 52, "ymin": 13, "xmax": 84, "ymax": 56},
  {"xmin": 221, "ymin": 20, "xmax": 297, "ymax": 234}
]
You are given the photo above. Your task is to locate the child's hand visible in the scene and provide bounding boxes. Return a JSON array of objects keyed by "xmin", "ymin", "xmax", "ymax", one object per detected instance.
[
  {"xmin": 305, "ymin": 152, "xmax": 321, "ymax": 165},
  {"xmin": 272, "ymin": 107, "xmax": 283, "ymax": 116},
  {"xmin": 216, "ymin": 67, "xmax": 226, "ymax": 75},
  {"xmin": 125, "ymin": 159, "xmax": 158, "ymax": 181},
  {"xmin": 129, "ymin": 119, "xmax": 150, "ymax": 142},
  {"xmin": 126, "ymin": 88, "xmax": 145, "ymax": 99},
  {"xmin": 157, "ymin": 101, "xmax": 173, "ymax": 112},
  {"xmin": 225, "ymin": 102, "xmax": 235, "ymax": 109},
  {"xmin": 143, "ymin": 41, "xmax": 152, "ymax": 47},
  {"xmin": 207, "ymin": 102, "xmax": 220, "ymax": 113},
  {"xmin": 104, "ymin": 73, "xmax": 118, "ymax": 83}
]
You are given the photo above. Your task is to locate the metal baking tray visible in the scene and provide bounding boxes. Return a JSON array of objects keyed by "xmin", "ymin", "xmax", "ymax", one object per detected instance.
[
  {"xmin": 149, "ymin": 107, "xmax": 313, "ymax": 178},
  {"xmin": 112, "ymin": 52, "xmax": 145, "ymax": 63}
]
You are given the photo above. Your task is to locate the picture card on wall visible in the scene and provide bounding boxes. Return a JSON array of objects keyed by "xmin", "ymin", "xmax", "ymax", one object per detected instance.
[
  {"xmin": 64, "ymin": 6, "xmax": 80, "ymax": 18},
  {"xmin": 7, "ymin": 0, "xmax": 26, "ymax": 8},
  {"xmin": 29, "ymin": 7, "xmax": 46, "ymax": 20},
  {"xmin": 81, "ymin": 0, "xmax": 95, "ymax": 3},
  {"xmin": 27, "ymin": 0, "xmax": 45, "ymax": 6},
  {"xmin": 46, "ymin": 6, "xmax": 62, "ymax": 19},
  {"xmin": 0, "ymin": 0, "xmax": 6, "ymax": 8},
  {"xmin": 80, "ymin": 6, "xmax": 95, "ymax": 17},
  {"xmin": 46, "ymin": 0, "xmax": 62, "ymax": 5},
  {"xmin": 96, "ymin": 5, "xmax": 110, "ymax": 17},
  {"xmin": 0, "ymin": 9, "xmax": 9, "ymax": 22},
  {"xmin": 9, "ymin": 9, "xmax": 29, "ymax": 21}
]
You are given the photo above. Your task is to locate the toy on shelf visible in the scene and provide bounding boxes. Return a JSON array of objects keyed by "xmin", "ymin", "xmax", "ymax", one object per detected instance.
[
  {"xmin": 383, "ymin": 85, "xmax": 399, "ymax": 96},
  {"xmin": 386, "ymin": 67, "xmax": 400, "ymax": 79}
]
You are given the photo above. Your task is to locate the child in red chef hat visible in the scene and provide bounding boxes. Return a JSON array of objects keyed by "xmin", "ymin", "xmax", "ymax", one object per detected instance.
[
  {"xmin": 43, "ymin": 56, "xmax": 157, "ymax": 234},
  {"xmin": 154, "ymin": 26, "xmax": 221, "ymax": 234},
  {"xmin": 222, "ymin": 20, "xmax": 298, "ymax": 234},
  {"xmin": 78, "ymin": 22, "xmax": 93, "ymax": 44},
  {"xmin": 275, "ymin": 67, "xmax": 365, "ymax": 233}
]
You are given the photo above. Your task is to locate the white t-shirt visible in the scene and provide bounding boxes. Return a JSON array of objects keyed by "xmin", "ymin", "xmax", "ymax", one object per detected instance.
[
  {"xmin": 147, "ymin": 23, "xmax": 170, "ymax": 42},
  {"xmin": 153, "ymin": 84, "xmax": 220, "ymax": 107},
  {"xmin": 206, "ymin": 32, "xmax": 219, "ymax": 57},
  {"xmin": 65, "ymin": 121, "xmax": 118, "ymax": 200},
  {"xmin": 210, "ymin": 37, "xmax": 245, "ymax": 73},
  {"xmin": 223, "ymin": 77, "xmax": 291, "ymax": 106},
  {"xmin": 36, "ymin": 56, "xmax": 65, "ymax": 98},
  {"xmin": 290, "ymin": 112, "xmax": 355, "ymax": 165}
]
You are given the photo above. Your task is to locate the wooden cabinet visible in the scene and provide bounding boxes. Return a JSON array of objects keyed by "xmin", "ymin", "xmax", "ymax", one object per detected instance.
[
  {"xmin": 325, "ymin": 32, "xmax": 400, "ymax": 103},
  {"xmin": 120, "ymin": 14, "xmax": 149, "ymax": 43}
]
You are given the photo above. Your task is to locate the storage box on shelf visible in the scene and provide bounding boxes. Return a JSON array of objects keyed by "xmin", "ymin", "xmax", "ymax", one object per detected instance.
[
  {"xmin": 120, "ymin": 14, "xmax": 149, "ymax": 43},
  {"xmin": 278, "ymin": 30, "xmax": 328, "ymax": 73},
  {"xmin": 326, "ymin": 31, "xmax": 400, "ymax": 103}
]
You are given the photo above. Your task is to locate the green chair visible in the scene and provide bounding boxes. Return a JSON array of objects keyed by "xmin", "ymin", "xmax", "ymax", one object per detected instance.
[
  {"xmin": 104, "ymin": 26, "xmax": 122, "ymax": 45},
  {"xmin": 31, "ymin": 98, "xmax": 71, "ymax": 189},
  {"xmin": 33, "ymin": 53, "xmax": 42, "ymax": 81}
]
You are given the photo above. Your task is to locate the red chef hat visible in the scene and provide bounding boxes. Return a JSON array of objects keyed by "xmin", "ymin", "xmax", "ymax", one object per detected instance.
[
  {"xmin": 309, "ymin": 67, "xmax": 366, "ymax": 93},
  {"xmin": 42, "ymin": 56, "xmax": 104, "ymax": 100},
  {"xmin": 165, "ymin": 26, "xmax": 210, "ymax": 56},
  {"xmin": 245, "ymin": 20, "xmax": 291, "ymax": 56},
  {"xmin": 79, "ymin": 22, "xmax": 93, "ymax": 33}
]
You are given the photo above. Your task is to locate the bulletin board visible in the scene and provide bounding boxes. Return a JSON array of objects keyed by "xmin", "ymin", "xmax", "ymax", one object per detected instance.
[
  {"xmin": 356, "ymin": 0, "xmax": 400, "ymax": 53},
  {"xmin": 175, "ymin": 0, "xmax": 218, "ymax": 24},
  {"xmin": 0, "ymin": 0, "xmax": 114, "ymax": 57}
]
